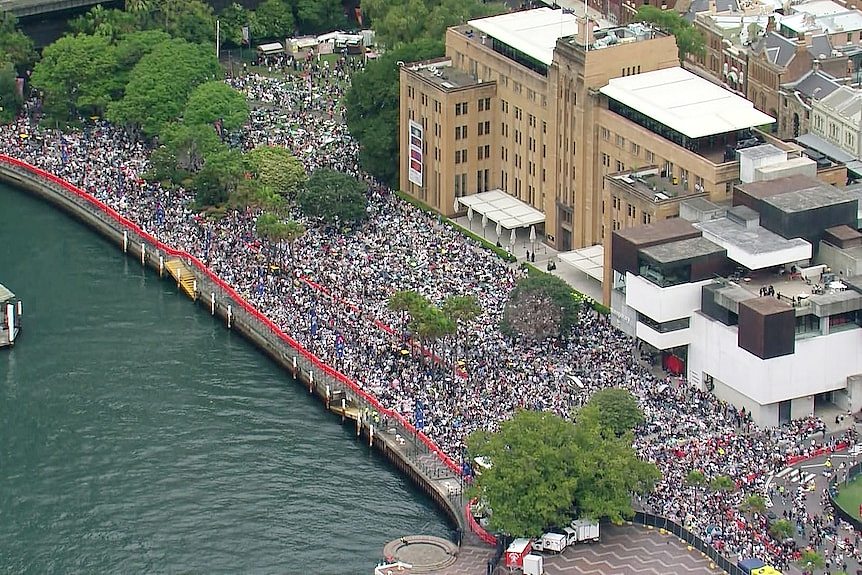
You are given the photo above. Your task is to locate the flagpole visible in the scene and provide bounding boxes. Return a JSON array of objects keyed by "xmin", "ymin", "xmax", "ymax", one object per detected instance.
[{"xmin": 216, "ymin": 19, "xmax": 220, "ymax": 60}]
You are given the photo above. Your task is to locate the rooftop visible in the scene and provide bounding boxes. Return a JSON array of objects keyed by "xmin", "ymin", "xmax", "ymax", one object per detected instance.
[
  {"xmin": 600, "ymin": 67, "xmax": 775, "ymax": 139},
  {"xmin": 762, "ymin": 182, "xmax": 859, "ymax": 214},
  {"xmin": 407, "ymin": 59, "xmax": 483, "ymax": 90},
  {"xmin": 607, "ymin": 167, "xmax": 704, "ymax": 201},
  {"xmin": 467, "ymin": 7, "xmax": 580, "ymax": 67},
  {"xmin": 0, "ymin": 283, "xmax": 13, "ymax": 303},
  {"xmin": 792, "ymin": 0, "xmax": 848, "ymax": 18},
  {"xmin": 615, "ymin": 217, "xmax": 700, "ymax": 245},
  {"xmin": 781, "ymin": 9, "xmax": 862, "ymax": 34},
  {"xmin": 640, "ymin": 236, "xmax": 726, "ymax": 265},
  {"xmin": 696, "ymin": 217, "xmax": 812, "ymax": 269},
  {"xmin": 735, "ymin": 173, "xmax": 819, "ymax": 200}
]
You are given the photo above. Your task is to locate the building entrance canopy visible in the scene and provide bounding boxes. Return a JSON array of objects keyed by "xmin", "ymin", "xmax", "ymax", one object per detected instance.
[
  {"xmin": 455, "ymin": 189, "xmax": 545, "ymax": 230},
  {"xmin": 558, "ymin": 245, "xmax": 604, "ymax": 282}
]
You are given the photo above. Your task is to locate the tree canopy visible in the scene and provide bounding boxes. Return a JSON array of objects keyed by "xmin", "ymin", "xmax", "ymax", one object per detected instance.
[
  {"xmin": 183, "ymin": 80, "xmax": 249, "ymax": 131},
  {"xmin": 31, "ymin": 34, "xmax": 122, "ymax": 120},
  {"xmin": 0, "ymin": 60, "xmax": 21, "ymax": 122},
  {"xmin": 294, "ymin": 0, "xmax": 346, "ymax": 35},
  {"xmin": 107, "ymin": 38, "xmax": 220, "ymax": 136},
  {"xmin": 256, "ymin": 212, "xmax": 306, "ymax": 244},
  {"xmin": 501, "ymin": 272, "xmax": 581, "ymax": 340},
  {"xmin": 636, "ymin": 6, "xmax": 705, "ymax": 61},
  {"xmin": 361, "ymin": 0, "xmax": 503, "ymax": 48},
  {"xmin": 297, "ymin": 169, "xmax": 368, "ymax": 225},
  {"xmin": 578, "ymin": 388, "xmax": 644, "ymax": 436},
  {"xmin": 250, "ymin": 0, "xmax": 295, "ymax": 41},
  {"xmin": 243, "ymin": 146, "xmax": 307, "ymax": 196},
  {"xmin": 467, "ymin": 399, "xmax": 659, "ymax": 536},
  {"xmin": 345, "ymin": 39, "xmax": 444, "ymax": 186},
  {"xmin": 0, "ymin": 12, "xmax": 36, "ymax": 72}
]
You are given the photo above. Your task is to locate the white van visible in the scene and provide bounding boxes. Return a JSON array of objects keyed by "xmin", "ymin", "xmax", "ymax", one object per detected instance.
[{"xmin": 541, "ymin": 532, "xmax": 567, "ymax": 553}]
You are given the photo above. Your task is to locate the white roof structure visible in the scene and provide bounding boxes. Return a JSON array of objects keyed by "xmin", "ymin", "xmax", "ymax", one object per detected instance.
[
  {"xmin": 558, "ymin": 245, "xmax": 604, "ymax": 282},
  {"xmin": 456, "ymin": 189, "xmax": 545, "ymax": 229},
  {"xmin": 792, "ymin": 0, "xmax": 847, "ymax": 17},
  {"xmin": 600, "ymin": 67, "xmax": 775, "ymax": 139},
  {"xmin": 468, "ymin": 7, "xmax": 579, "ymax": 66},
  {"xmin": 257, "ymin": 42, "xmax": 283, "ymax": 54}
]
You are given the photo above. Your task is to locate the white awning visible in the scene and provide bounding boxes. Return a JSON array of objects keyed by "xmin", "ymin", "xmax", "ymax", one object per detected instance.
[
  {"xmin": 257, "ymin": 42, "xmax": 284, "ymax": 54},
  {"xmin": 456, "ymin": 189, "xmax": 545, "ymax": 229},
  {"xmin": 558, "ymin": 245, "xmax": 604, "ymax": 282}
]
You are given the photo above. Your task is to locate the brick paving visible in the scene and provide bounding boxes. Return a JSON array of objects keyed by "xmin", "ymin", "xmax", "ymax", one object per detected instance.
[{"xmin": 540, "ymin": 524, "xmax": 724, "ymax": 575}]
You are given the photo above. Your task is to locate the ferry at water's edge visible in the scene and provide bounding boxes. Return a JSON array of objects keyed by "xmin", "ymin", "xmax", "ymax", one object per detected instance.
[{"xmin": 0, "ymin": 282, "xmax": 22, "ymax": 348}]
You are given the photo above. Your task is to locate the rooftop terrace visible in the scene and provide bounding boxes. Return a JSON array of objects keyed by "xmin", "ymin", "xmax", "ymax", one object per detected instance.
[{"xmin": 405, "ymin": 59, "xmax": 484, "ymax": 91}]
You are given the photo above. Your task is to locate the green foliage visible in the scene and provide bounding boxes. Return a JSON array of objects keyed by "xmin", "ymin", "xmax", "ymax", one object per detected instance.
[
  {"xmin": 410, "ymin": 303, "xmax": 456, "ymax": 343},
  {"xmin": 107, "ymin": 38, "xmax": 220, "ymax": 136},
  {"xmin": 798, "ymin": 549, "xmax": 825, "ymax": 570},
  {"xmin": 0, "ymin": 60, "xmax": 21, "ymax": 122},
  {"xmin": 294, "ymin": 0, "xmax": 346, "ymax": 35},
  {"xmin": 389, "ymin": 290, "xmax": 429, "ymax": 316},
  {"xmin": 218, "ymin": 3, "xmax": 250, "ymax": 47},
  {"xmin": 31, "ymin": 34, "xmax": 122, "ymax": 120},
  {"xmin": 158, "ymin": 121, "xmax": 224, "ymax": 174},
  {"xmin": 636, "ymin": 6, "xmax": 704, "ymax": 61},
  {"xmin": 740, "ymin": 494, "xmax": 767, "ymax": 515},
  {"xmin": 345, "ymin": 39, "xmax": 444, "ymax": 186},
  {"xmin": 183, "ymin": 81, "xmax": 249, "ymax": 131},
  {"xmin": 769, "ymin": 518, "xmax": 794, "ymax": 540},
  {"xmin": 250, "ymin": 0, "xmax": 295, "ymax": 41},
  {"xmin": 115, "ymin": 29, "xmax": 172, "ymax": 71},
  {"xmin": 297, "ymin": 169, "xmax": 368, "ymax": 225},
  {"xmin": 442, "ymin": 295, "xmax": 481, "ymax": 324},
  {"xmin": 709, "ymin": 475, "xmax": 736, "ymax": 492},
  {"xmin": 193, "ymin": 148, "xmax": 244, "ymax": 207},
  {"xmin": 243, "ymin": 146, "xmax": 307, "ymax": 195},
  {"xmin": 467, "ymin": 410, "xmax": 581, "ymax": 536},
  {"xmin": 501, "ymin": 273, "xmax": 581, "ymax": 340},
  {"xmin": 685, "ymin": 469, "xmax": 705, "ymax": 486},
  {"xmin": 467, "ymin": 409, "xmax": 659, "ymax": 536},
  {"xmin": 152, "ymin": 0, "xmax": 216, "ymax": 44},
  {"xmin": 0, "ymin": 12, "xmax": 36, "ymax": 72},
  {"xmin": 255, "ymin": 212, "xmax": 306, "ymax": 243},
  {"xmin": 578, "ymin": 388, "xmax": 644, "ymax": 437},
  {"xmin": 362, "ymin": 0, "xmax": 503, "ymax": 48},
  {"xmin": 69, "ymin": 5, "xmax": 139, "ymax": 40}
]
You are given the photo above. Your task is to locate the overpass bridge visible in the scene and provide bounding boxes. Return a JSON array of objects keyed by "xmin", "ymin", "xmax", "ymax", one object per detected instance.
[{"xmin": 0, "ymin": 0, "xmax": 112, "ymax": 18}]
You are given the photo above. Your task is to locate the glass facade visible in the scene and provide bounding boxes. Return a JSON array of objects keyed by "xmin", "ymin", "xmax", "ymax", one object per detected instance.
[
  {"xmin": 638, "ymin": 313, "xmax": 690, "ymax": 333},
  {"xmin": 491, "ymin": 38, "xmax": 548, "ymax": 76},
  {"xmin": 638, "ymin": 259, "xmax": 691, "ymax": 288}
]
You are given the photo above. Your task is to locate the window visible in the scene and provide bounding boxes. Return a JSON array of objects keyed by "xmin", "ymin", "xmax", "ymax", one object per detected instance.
[
  {"xmin": 455, "ymin": 102, "xmax": 468, "ymax": 115},
  {"xmin": 601, "ymin": 127, "xmax": 610, "ymax": 141},
  {"xmin": 630, "ymin": 142, "xmax": 640, "ymax": 156},
  {"xmin": 501, "ymin": 99, "xmax": 508, "ymax": 113},
  {"xmin": 455, "ymin": 125, "xmax": 467, "ymax": 140},
  {"xmin": 601, "ymin": 153, "xmax": 610, "ymax": 167},
  {"xmin": 645, "ymin": 150, "xmax": 654, "ymax": 163},
  {"xmin": 616, "ymin": 160, "xmax": 625, "ymax": 172},
  {"xmin": 616, "ymin": 134, "xmax": 625, "ymax": 148},
  {"xmin": 478, "ymin": 97, "xmax": 491, "ymax": 111},
  {"xmin": 477, "ymin": 144, "xmax": 490, "ymax": 159},
  {"xmin": 477, "ymin": 120, "xmax": 490, "ymax": 135},
  {"xmin": 514, "ymin": 107, "xmax": 522, "ymax": 121}
]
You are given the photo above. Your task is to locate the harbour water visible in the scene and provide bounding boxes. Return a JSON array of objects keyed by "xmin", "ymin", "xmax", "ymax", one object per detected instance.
[{"xmin": 0, "ymin": 183, "xmax": 449, "ymax": 574}]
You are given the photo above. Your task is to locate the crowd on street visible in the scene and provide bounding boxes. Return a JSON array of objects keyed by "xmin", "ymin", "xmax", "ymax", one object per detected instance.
[{"xmin": 2, "ymin": 59, "xmax": 862, "ymax": 572}]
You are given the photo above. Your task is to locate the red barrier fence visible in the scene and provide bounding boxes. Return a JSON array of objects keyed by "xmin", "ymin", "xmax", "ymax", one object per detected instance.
[
  {"xmin": 786, "ymin": 442, "xmax": 848, "ymax": 466},
  {"xmin": 466, "ymin": 499, "xmax": 497, "ymax": 545},
  {"xmin": 0, "ymin": 155, "xmax": 462, "ymax": 476}
]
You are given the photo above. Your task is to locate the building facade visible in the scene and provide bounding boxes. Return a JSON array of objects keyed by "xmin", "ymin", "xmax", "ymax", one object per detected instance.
[
  {"xmin": 811, "ymin": 84, "xmax": 862, "ymax": 159},
  {"xmin": 608, "ymin": 174, "xmax": 862, "ymax": 426}
]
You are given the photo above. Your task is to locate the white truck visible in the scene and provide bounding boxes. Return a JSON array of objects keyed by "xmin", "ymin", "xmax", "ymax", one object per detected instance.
[{"xmin": 569, "ymin": 519, "xmax": 600, "ymax": 544}]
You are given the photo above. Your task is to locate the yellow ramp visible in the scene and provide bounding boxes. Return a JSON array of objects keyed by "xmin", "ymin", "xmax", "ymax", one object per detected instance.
[{"xmin": 164, "ymin": 259, "xmax": 197, "ymax": 300}]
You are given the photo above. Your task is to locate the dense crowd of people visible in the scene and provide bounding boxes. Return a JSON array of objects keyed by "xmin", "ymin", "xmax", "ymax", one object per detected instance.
[{"xmin": 2, "ymin": 58, "xmax": 861, "ymax": 572}]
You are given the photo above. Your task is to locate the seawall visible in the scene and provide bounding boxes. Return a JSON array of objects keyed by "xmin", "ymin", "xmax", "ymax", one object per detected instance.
[{"xmin": 0, "ymin": 157, "xmax": 472, "ymax": 540}]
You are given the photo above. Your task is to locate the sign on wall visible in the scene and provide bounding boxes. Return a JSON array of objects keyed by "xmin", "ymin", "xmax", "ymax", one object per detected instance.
[{"xmin": 408, "ymin": 120, "xmax": 423, "ymax": 187}]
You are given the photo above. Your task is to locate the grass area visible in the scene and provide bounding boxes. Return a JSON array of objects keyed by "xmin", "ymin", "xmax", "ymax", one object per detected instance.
[{"xmin": 834, "ymin": 475, "xmax": 862, "ymax": 519}]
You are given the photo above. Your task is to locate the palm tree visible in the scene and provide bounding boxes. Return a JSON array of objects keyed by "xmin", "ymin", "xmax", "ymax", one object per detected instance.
[
  {"xmin": 685, "ymin": 469, "xmax": 705, "ymax": 487},
  {"xmin": 125, "ymin": 0, "xmax": 151, "ymax": 13},
  {"xmin": 388, "ymin": 290, "xmax": 428, "ymax": 327},
  {"xmin": 739, "ymin": 494, "xmax": 767, "ymax": 516},
  {"xmin": 709, "ymin": 475, "xmax": 736, "ymax": 492}
]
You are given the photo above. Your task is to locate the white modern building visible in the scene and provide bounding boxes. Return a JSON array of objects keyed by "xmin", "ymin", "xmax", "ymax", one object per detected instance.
[{"xmin": 610, "ymin": 172, "xmax": 862, "ymax": 425}]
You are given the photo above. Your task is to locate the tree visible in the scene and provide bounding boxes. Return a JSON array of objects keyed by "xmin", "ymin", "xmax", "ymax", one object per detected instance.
[
  {"xmin": 31, "ymin": 34, "xmax": 122, "ymax": 120},
  {"xmin": 442, "ymin": 294, "xmax": 481, "ymax": 367},
  {"xmin": 107, "ymin": 38, "xmax": 220, "ymax": 136},
  {"xmin": 361, "ymin": 0, "xmax": 502, "ymax": 48},
  {"xmin": 410, "ymin": 303, "xmax": 456, "ymax": 357},
  {"xmin": 114, "ymin": 29, "xmax": 172, "ymax": 92},
  {"xmin": 467, "ymin": 410, "xmax": 582, "ymax": 536},
  {"xmin": 389, "ymin": 290, "xmax": 429, "ymax": 318},
  {"xmin": 709, "ymin": 475, "xmax": 735, "ymax": 492},
  {"xmin": 244, "ymin": 146, "xmax": 306, "ymax": 196},
  {"xmin": 739, "ymin": 494, "xmax": 767, "ymax": 516},
  {"xmin": 0, "ymin": 60, "xmax": 22, "ymax": 122},
  {"xmin": 345, "ymin": 38, "xmax": 444, "ymax": 186},
  {"xmin": 797, "ymin": 549, "xmax": 825, "ymax": 571},
  {"xmin": 295, "ymin": 0, "xmax": 346, "ymax": 35},
  {"xmin": 636, "ymin": 6, "xmax": 705, "ymax": 61},
  {"xmin": 769, "ymin": 518, "xmax": 794, "ymax": 541},
  {"xmin": 249, "ymin": 0, "xmax": 294, "ymax": 42},
  {"xmin": 193, "ymin": 148, "xmax": 244, "ymax": 206},
  {"xmin": 685, "ymin": 470, "xmax": 705, "ymax": 487},
  {"xmin": 158, "ymin": 121, "xmax": 225, "ymax": 174},
  {"xmin": 501, "ymin": 273, "xmax": 581, "ymax": 340},
  {"xmin": 578, "ymin": 388, "xmax": 644, "ymax": 437},
  {"xmin": 466, "ymin": 409, "xmax": 658, "ymax": 536},
  {"xmin": 152, "ymin": 0, "xmax": 215, "ymax": 43},
  {"xmin": 0, "ymin": 12, "xmax": 36, "ymax": 72},
  {"xmin": 69, "ymin": 6, "xmax": 139, "ymax": 40},
  {"xmin": 218, "ymin": 3, "xmax": 250, "ymax": 47},
  {"xmin": 296, "ymin": 169, "xmax": 368, "ymax": 226},
  {"xmin": 183, "ymin": 80, "xmax": 248, "ymax": 131},
  {"xmin": 571, "ymin": 406, "xmax": 660, "ymax": 523},
  {"xmin": 256, "ymin": 211, "xmax": 305, "ymax": 243}
]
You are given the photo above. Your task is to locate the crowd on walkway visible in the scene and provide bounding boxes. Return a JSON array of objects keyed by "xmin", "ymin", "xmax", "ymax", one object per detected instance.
[{"xmin": 1, "ymin": 61, "xmax": 860, "ymax": 572}]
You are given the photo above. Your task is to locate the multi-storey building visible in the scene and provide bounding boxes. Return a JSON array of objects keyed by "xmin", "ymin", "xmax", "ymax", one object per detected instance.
[
  {"xmin": 399, "ymin": 7, "xmax": 679, "ymax": 250},
  {"xmin": 811, "ymin": 85, "xmax": 862, "ymax": 159},
  {"xmin": 609, "ymin": 173, "xmax": 862, "ymax": 426},
  {"xmin": 778, "ymin": 66, "xmax": 841, "ymax": 138}
]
